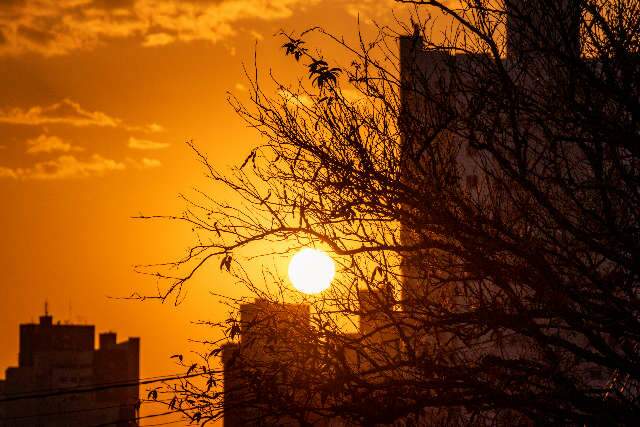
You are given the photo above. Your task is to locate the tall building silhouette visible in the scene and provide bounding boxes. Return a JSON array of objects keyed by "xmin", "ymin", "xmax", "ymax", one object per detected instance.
[
  {"xmin": 222, "ymin": 293, "xmax": 400, "ymax": 427},
  {"xmin": 220, "ymin": 1, "xmax": 614, "ymax": 425},
  {"xmin": 222, "ymin": 299, "xmax": 313, "ymax": 427},
  {"xmin": 398, "ymin": 0, "xmax": 583, "ymax": 311},
  {"xmin": 0, "ymin": 309, "xmax": 140, "ymax": 426}
]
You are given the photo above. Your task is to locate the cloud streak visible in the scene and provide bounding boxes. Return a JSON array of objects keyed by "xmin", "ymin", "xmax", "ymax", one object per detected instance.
[
  {"xmin": 0, "ymin": 154, "xmax": 162, "ymax": 180},
  {"xmin": 345, "ymin": 0, "xmax": 397, "ymax": 20},
  {"xmin": 0, "ymin": 0, "xmax": 319, "ymax": 56},
  {"xmin": 128, "ymin": 136, "xmax": 170, "ymax": 150},
  {"xmin": 26, "ymin": 134, "xmax": 83, "ymax": 154},
  {"xmin": 0, "ymin": 131, "xmax": 164, "ymax": 180},
  {"xmin": 0, "ymin": 154, "xmax": 126, "ymax": 180},
  {"xmin": 0, "ymin": 99, "xmax": 163, "ymax": 132}
]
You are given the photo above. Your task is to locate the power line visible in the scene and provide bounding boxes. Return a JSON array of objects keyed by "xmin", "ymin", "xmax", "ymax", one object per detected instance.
[
  {"xmin": 87, "ymin": 406, "xmax": 212, "ymax": 427},
  {"xmin": 141, "ymin": 419, "xmax": 187, "ymax": 427},
  {"xmin": 0, "ymin": 370, "xmax": 209, "ymax": 401},
  {"xmin": 0, "ymin": 398, "xmax": 172, "ymax": 422},
  {"xmin": 87, "ymin": 409, "xmax": 178, "ymax": 427},
  {"xmin": 7, "ymin": 408, "xmax": 192, "ymax": 427},
  {"xmin": 0, "ymin": 401, "xmax": 137, "ymax": 422},
  {"xmin": 0, "ymin": 396, "xmax": 207, "ymax": 425},
  {"xmin": 0, "ymin": 370, "xmax": 220, "ymax": 403}
]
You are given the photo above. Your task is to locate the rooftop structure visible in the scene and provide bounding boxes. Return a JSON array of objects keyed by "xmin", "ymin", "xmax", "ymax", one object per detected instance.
[
  {"xmin": 0, "ymin": 310, "xmax": 140, "ymax": 427},
  {"xmin": 220, "ymin": 1, "xmax": 612, "ymax": 425}
]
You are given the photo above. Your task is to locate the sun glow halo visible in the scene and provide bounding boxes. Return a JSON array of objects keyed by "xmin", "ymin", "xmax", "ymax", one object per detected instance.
[{"xmin": 288, "ymin": 248, "xmax": 335, "ymax": 294}]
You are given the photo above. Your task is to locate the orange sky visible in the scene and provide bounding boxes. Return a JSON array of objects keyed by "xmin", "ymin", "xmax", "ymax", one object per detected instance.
[{"xmin": 0, "ymin": 0, "xmax": 418, "ymax": 424}]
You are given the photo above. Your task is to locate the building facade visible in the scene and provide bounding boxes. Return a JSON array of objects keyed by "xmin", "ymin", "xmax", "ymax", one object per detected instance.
[
  {"xmin": 220, "ymin": 1, "xmax": 618, "ymax": 425},
  {"xmin": 221, "ymin": 294, "xmax": 402, "ymax": 427},
  {"xmin": 222, "ymin": 299, "xmax": 314, "ymax": 427},
  {"xmin": 0, "ymin": 311, "xmax": 139, "ymax": 427}
]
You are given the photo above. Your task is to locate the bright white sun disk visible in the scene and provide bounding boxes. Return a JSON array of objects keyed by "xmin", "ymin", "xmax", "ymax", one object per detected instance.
[{"xmin": 288, "ymin": 248, "xmax": 335, "ymax": 294}]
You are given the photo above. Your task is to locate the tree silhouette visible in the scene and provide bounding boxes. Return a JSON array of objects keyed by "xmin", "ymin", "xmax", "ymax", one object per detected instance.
[{"xmin": 141, "ymin": 1, "xmax": 640, "ymax": 425}]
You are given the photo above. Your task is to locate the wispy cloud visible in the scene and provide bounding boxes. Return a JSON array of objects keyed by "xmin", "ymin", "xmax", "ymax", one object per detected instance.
[
  {"xmin": 0, "ymin": 154, "xmax": 126, "ymax": 180},
  {"xmin": 0, "ymin": 167, "xmax": 18, "ymax": 179},
  {"xmin": 128, "ymin": 136, "xmax": 170, "ymax": 150},
  {"xmin": 139, "ymin": 157, "xmax": 162, "ymax": 168},
  {"xmin": 0, "ymin": 99, "xmax": 120, "ymax": 127},
  {"xmin": 126, "ymin": 156, "xmax": 162, "ymax": 169},
  {"xmin": 0, "ymin": 130, "xmax": 165, "ymax": 179},
  {"xmin": 26, "ymin": 134, "xmax": 83, "ymax": 154},
  {"xmin": 0, "ymin": 99, "xmax": 163, "ymax": 133},
  {"xmin": 345, "ymin": 0, "xmax": 398, "ymax": 20},
  {"xmin": 142, "ymin": 32, "xmax": 175, "ymax": 47},
  {"xmin": 0, "ymin": 0, "xmax": 319, "ymax": 56},
  {"xmin": 0, "ymin": 153, "xmax": 162, "ymax": 180}
]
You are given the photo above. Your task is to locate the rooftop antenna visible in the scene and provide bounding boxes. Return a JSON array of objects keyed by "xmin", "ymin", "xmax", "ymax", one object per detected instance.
[
  {"xmin": 410, "ymin": 18, "xmax": 422, "ymax": 48},
  {"xmin": 44, "ymin": 300, "xmax": 49, "ymax": 316},
  {"xmin": 412, "ymin": 19, "xmax": 421, "ymax": 38}
]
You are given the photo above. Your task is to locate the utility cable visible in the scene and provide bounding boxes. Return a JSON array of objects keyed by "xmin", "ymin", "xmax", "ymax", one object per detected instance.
[{"xmin": 0, "ymin": 370, "xmax": 219, "ymax": 403}]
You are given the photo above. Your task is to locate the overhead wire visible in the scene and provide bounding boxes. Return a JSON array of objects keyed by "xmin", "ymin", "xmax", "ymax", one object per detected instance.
[
  {"xmin": 0, "ymin": 370, "xmax": 214, "ymax": 400},
  {"xmin": 87, "ymin": 402, "xmax": 215, "ymax": 427},
  {"xmin": 0, "ymin": 373, "xmax": 222, "ymax": 425},
  {"xmin": 0, "ymin": 369, "xmax": 220, "ymax": 403},
  {"xmin": 87, "ymin": 409, "xmax": 180, "ymax": 427},
  {"xmin": 0, "ymin": 398, "xmax": 172, "ymax": 422},
  {"xmin": 140, "ymin": 419, "xmax": 188, "ymax": 427},
  {"xmin": 0, "ymin": 395, "xmax": 214, "ymax": 425}
]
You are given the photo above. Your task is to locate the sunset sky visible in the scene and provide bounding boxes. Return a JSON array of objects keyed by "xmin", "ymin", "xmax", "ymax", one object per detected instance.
[{"xmin": 0, "ymin": 0, "xmax": 415, "ymax": 424}]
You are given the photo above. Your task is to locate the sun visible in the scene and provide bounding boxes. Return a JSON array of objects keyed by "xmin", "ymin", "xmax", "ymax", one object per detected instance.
[{"xmin": 288, "ymin": 248, "xmax": 335, "ymax": 294}]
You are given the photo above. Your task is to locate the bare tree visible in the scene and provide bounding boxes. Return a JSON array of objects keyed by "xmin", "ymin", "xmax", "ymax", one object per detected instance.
[{"xmin": 140, "ymin": 1, "xmax": 640, "ymax": 425}]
